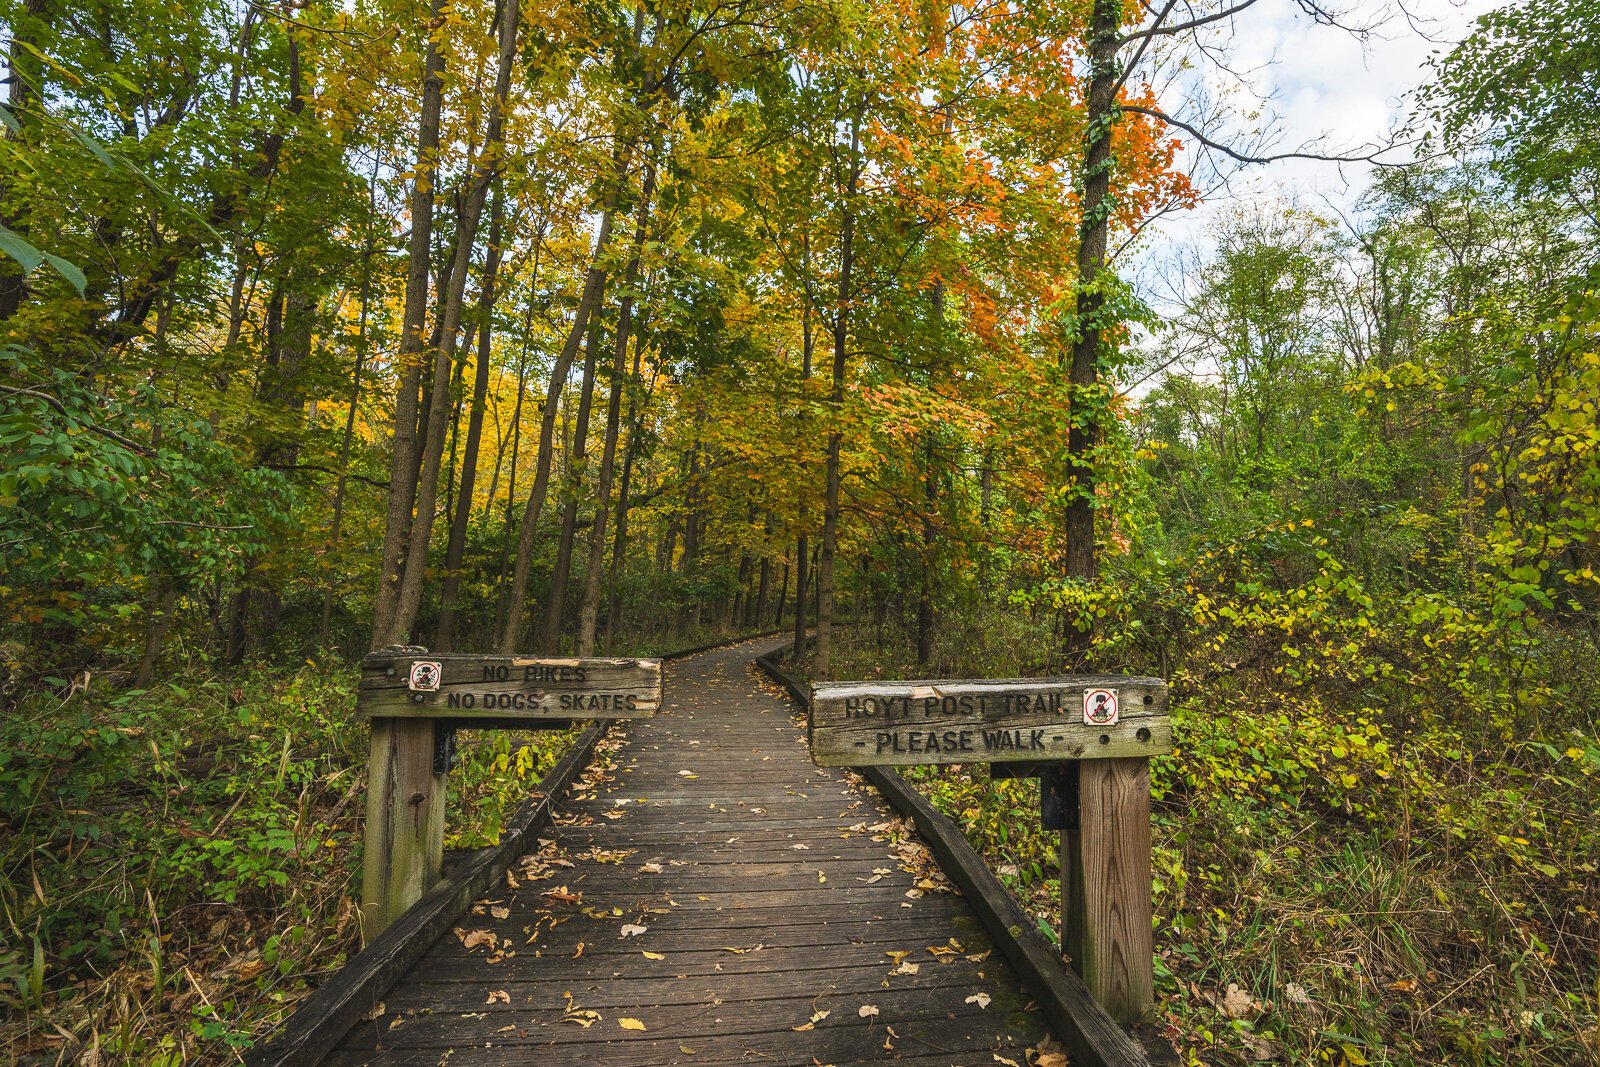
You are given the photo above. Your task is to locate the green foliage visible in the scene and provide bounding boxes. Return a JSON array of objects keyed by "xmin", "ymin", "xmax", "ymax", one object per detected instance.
[{"xmin": 0, "ymin": 660, "xmax": 580, "ymax": 1060}]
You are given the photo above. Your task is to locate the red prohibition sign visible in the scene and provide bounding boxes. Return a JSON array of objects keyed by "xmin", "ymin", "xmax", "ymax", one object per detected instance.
[{"xmin": 1083, "ymin": 688, "xmax": 1119, "ymax": 726}]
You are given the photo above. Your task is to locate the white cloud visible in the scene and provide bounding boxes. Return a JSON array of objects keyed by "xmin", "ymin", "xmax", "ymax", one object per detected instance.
[{"xmin": 1132, "ymin": 0, "xmax": 1502, "ymax": 277}]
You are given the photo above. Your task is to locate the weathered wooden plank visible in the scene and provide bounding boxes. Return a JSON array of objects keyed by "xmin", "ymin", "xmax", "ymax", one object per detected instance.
[
  {"xmin": 359, "ymin": 654, "xmax": 661, "ymax": 720},
  {"xmin": 336, "ymin": 984, "xmax": 1030, "ymax": 1050},
  {"xmin": 1063, "ymin": 756, "xmax": 1154, "ymax": 1026},
  {"xmin": 862, "ymin": 766, "xmax": 1153, "ymax": 1067},
  {"xmin": 810, "ymin": 676, "xmax": 1170, "ymax": 767},
  {"xmin": 361, "ymin": 719, "xmax": 446, "ymax": 940}
]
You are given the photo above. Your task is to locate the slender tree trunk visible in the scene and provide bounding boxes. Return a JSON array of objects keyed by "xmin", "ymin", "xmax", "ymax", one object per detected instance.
[
  {"xmin": 371, "ymin": 0, "xmax": 446, "ymax": 650},
  {"xmin": 603, "ymin": 327, "xmax": 647, "ymax": 649},
  {"xmin": 492, "ymin": 332, "xmax": 532, "ymax": 639},
  {"xmin": 1061, "ymin": 0, "xmax": 1118, "ymax": 666},
  {"xmin": 498, "ymin": 204, "xmax": 620, "ymax": 652},
  {"xmin": 916, "ymin": 432, "xmax": 936, "ymax": 666},
  {"xmin": 385, "ymin": 0, "xmax": 521, "ymax": 646},
  {"xmin": 436, "ymin": 186, "xmax": 504, "ymax": 650},
  {"xmin": 541, "ymin": 316, "xmax": 604, "ymax": 651},
  {"xmin": 814, "ymin": 110, "xmax": 861, "ymax": 681},
  {"xmin": 792, "ymin": 242, "xmax": 815, "ymax": 660},
  {"xmin": 774, "ymin": 557, "xmax": 790, "ymax": 630},
  {"xmin": 578, "ymin": 162, "xmax": 657, "ymax": 655},
  {"xmin": 320, "ymin": 254, "xmax": 374, "ymax": 647}
]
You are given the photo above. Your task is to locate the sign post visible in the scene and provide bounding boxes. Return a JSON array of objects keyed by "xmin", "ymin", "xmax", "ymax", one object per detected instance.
[
  {"xmin": 809, "ymin": 674, "xmax": 1170, "ymax": 1024},
  {"xmin": 357, "ymin": 650, "xmax": 661, "ymax": 939}
]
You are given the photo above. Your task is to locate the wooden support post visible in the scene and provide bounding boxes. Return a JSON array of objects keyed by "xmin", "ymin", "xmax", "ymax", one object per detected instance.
[
  {"xmin": 362, "ymin": 718, "xmax": 447, "ymax": 941},
  {"xmin": 1061, "ymin": 756, "xmax": 1154, "ymax": 1024}
]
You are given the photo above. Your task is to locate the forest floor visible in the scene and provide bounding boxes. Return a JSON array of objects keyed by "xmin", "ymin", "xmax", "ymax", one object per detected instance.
[{"xmin": 3, "ymin": 624, "xmax": 1596, "ymax": 1066}]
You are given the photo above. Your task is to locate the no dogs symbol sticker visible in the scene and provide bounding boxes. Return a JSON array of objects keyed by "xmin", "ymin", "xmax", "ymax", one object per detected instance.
[
  {"xmin": 1083, "ymin": 688, "xmax": 1119, "ymax": 726},
  {"xmin": 408, "ymin": 661, "xmax": 443, "ymax": 692}
]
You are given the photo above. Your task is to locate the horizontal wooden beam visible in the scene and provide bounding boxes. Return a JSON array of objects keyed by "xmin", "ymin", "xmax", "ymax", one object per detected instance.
[
  {"xmin": 358, "ymin": 653, "xmax": 661, "ymax": 720},
  {"xmin": 810, "ymin": 676, "xmax": 1170, "ymax": 767}
]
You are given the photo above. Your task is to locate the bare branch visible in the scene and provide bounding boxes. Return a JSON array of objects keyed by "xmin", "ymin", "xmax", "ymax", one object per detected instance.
[
  {"xmin": 1117, "ymin": 0, "xmax": 1263, "ymax": 45},
  {"xmin": 1120, "ymin": 104, "xmax": 1411, "ymax": 165}
]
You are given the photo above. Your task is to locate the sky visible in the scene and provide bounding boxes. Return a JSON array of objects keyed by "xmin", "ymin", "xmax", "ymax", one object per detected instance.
[{"xmin": 1135, "ymin": 0, "xmax": 1503, "ymax": 262}]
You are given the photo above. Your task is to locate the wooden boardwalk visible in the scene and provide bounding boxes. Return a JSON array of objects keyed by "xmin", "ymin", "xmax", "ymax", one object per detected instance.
[{"xmin": 324, "ymin": 637, "xmax": 1058, "ymax": 1065}]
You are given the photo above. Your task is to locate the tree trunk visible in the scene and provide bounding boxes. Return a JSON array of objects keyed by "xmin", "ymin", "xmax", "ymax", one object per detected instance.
[
  {"xmin": 792, "ymin": 240, "xmax": 815, "ymax": 660},
  {"xmin": 1061, "ymin": 0, "xmax": 1118, "ymax": 667},
  {"xmin": 604, "ymin": 324, "xmax": 648, "ymax": 649},
  {"xmin": 813, "ymin": 110, "xmax": 861, "ymax": 681},
  {"xmin": 320, "ymin": 251, "xmax": 374, "ymax": 647},
  {"xmin": 578, "ymin": 162, "xmax": 657, "ymax": 655},
  {"xmin": 541, "ymin": 314, "xmax": 604, "ymax": 652},
  {"xmin": 384, "ymin": 0, "xmax": 521, "ymax": 647},
  {"xmin": 371, "ymin": 0, "xmax": 446, "ymax": 650},
  {"xmin": 498, "ymin": 201, "xmax": 621, "ymax": 652},
  {"xmin": 436, "ymin": 185, "xmax": 504, "ymax": 650}
]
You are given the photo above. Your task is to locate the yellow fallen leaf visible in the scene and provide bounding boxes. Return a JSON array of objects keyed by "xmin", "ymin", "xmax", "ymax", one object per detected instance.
[
  {"xmin": 642, "ymin": 951, "xmax": 666, "ymax": 960},
  {"xmin": 792, "ymin": 1022, "xmax": 815, "ymax": 1032},
  {"xmin": 858, "ymin": 1004, "xmax": 880, "ymax": 1018},
  {"xmin": 619, "ymin": 1017, "xmax": 647, "ymax": 1031},
  {"xmin": 485, "ymin": 990, "xmax": 509, "ymax": 1004}
]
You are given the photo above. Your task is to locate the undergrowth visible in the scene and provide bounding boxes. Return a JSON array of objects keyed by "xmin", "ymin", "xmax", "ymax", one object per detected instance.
[
  {"xmin": 827, "ymin": 619, "xmax": 1600, "ymax": 1067},
  {"xmin": 0, "ymin": 657, "xmax": 581, "ymax": 1065}
]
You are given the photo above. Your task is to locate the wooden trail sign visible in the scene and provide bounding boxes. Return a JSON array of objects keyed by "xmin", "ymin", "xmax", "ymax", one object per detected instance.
[
  {"xmin": 808, "ymin": 671, "xmax": 1171, "ymax": 1027},
  {"xmin": 808, "ymin": 675, "xmax": 1170, "ymax": 768},
  {"xmin": 358, "ymin": 649, "xmax": 661, "ymax": 940},
  {"xmin": 358, "ymin": 652, "xmax": 661, "ymax": 720}
]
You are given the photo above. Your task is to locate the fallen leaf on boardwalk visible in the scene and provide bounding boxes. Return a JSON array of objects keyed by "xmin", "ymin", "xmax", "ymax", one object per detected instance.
[
  {"xmin": 489, "ymin": 906, "xmax": 509, "ymax": 920},
  {"xmin": 792, "ymin": 1022, "xmax": 815, "ymax": 1032},
  {"xmin": 455, "ymin": 929, "xmax": 496, "ymax": 951},
  {"xmin": 563, "ymin": 1010, "xmax": 601, "ymax": 1027},
  {"xmin": 890, "ymin": 961, "xmax": 919, "ymax": 976},
  {"xmin": 642, "ymin": 951, "xmax": 665, "ymax": 960},
  {"xmin": 1032, "ymin": 1034, "xmax": 1068, "ymax": 1067},
  {"xmin": 618, "ymin": 1017, "xmax": 647, "ymax": 1031},
  {"xmin": 966, "ymin": 950, "xmax": 992, "ymax": 963},
  {"xmin": 601, "ymin": 809, "xmax": 626, "ymax": 820},
  {"xmin": 885, "ymin": 951, "xmax": 910, "ymax": 964},
  {"xmin": 810, "ymin": 1009, "xmax": 831, "ymax": 1023},
  {"xmin": 966, "ymin": 993, "xmax": 992, "ymax": 1008},
  {"xmin": 542, "ymin": 887, "xmax": 582, "ymax": 904},
  {"xmin": 818, "ymin": 871, "xmax": 826, "ymax": 884},
  {"xmin": 486, "ymin": 990, "xmax": 509, "ymax": 1004},
  {"xmin": 791, "ymin": 844, "xmax": 810, "ymax": 850},
  {"xmin": 722, "ymin": 943, "xmax": 765, "ymax": 954},
  {"xmin": 904, "ymin": 889, "xmax": 924, "ymax": 899},
  {"xmin": 640, "ymin": 862, "xmax": 663, "ymax": 873},
  {"xmin": 679, "ymin": 1046, "xmax": 696, "ymax": 1055},
  {"xmin": 571, "ymin": 942, "xmax": 585, "ymax": 959},
  {"xmin": 993, "ymin": 1055, "xmax": 1020, "ymax": 1066},
  {"xmin": 677, "ymin": 770, "xmax": 699, "ymax": 779},
  {"xmin": 858, "ymin": 1004, "xmax": 879, "ymax": 1018},
  {"xmin": 363, "ymin": 1001, "xmax": 385, "ymax": 1020}
]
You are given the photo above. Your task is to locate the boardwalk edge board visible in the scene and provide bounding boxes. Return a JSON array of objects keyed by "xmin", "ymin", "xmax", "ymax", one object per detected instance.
[
  {"xmin": 810, "ymin": 675, "xmax": 1172, "ymax": 768},
  {"xmin": 756, "ymin": 651, "xmax": 1160, "ymax": 1067},
  {"xmin": 243, "ymin": 721, "xmax": 609, "ymax": 1067},
  {"xmin": 358, "ymin": 652, "xmax": 662, "ymax": 720}
]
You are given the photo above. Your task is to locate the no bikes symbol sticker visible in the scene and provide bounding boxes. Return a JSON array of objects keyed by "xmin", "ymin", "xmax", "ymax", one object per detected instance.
[{"xmin": 1083, "ymin": 688, "xmax": 1119, "ymax": 726}]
